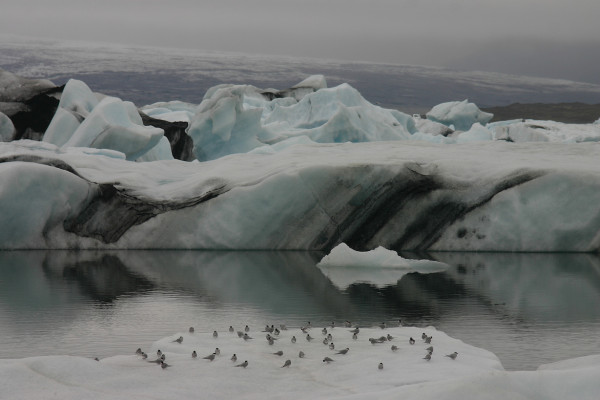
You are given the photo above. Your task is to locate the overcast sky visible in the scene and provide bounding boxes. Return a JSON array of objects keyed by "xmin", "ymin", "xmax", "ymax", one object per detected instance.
[{"xmin": 2, "ymin": 0, "xmax": 599, "ymax": 83}]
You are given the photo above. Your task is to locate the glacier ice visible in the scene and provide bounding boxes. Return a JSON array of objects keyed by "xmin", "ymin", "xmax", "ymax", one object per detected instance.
[
  {"xmin": 426, "ymin": 100, "xmax": 493, "ymax": 131},
  {"xmin": 0, "ymin": 326, "xmax": 598, "ymax": 400},
  {"xmin": 456, "ymin": 122, "xmax": 493, "ymax": 143},
  {"xmin": 2, "ymin": 139, "xmax": 600, "ymax": 251},
  {"xmin": 0, "ymin": 111, "xmax": 14, "ymax": 141}
]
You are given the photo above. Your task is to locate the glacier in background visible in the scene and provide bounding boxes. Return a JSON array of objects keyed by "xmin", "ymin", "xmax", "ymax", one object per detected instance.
[{"xmin": 1, "ymin": 72, "xmax": 600, "ymax": 251}]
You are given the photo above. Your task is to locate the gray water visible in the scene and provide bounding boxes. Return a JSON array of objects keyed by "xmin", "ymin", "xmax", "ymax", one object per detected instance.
[{"xmin": 0, "ymin": 250, "xmax": 599, "ymax": 371}]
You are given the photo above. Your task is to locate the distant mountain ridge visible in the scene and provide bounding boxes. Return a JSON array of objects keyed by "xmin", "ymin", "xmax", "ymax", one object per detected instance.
[{"xmin": 483, "ymin": 103, "xmax": 600, "ymax": 124}]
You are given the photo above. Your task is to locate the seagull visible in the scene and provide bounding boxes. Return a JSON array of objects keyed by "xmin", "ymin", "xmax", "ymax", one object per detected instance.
[
  {"xmin": 160, "ymin": 361, "xmax": 171, "ymax": 369},
  {"xmin": 323, "ymin": 357, "xmax": 334, "ymax": 363},
  {"xmin": 280, "ymin": 324, "xmax": 287, "ymax": 330},
  {"xmin": 189, "ymin": 327, "xmax": 195, "ymax": 333},
  {"xmin": 391, "ymin": 345, "xmax": 398, "ymax": 351},
  {"xmin": 379, "ymin": 322, "xmax": 386, "ymax": 329},
  {"xmin": 235, "ymin": 360, "xmax": 248, "ymax": 368},
  {"xmin": 445, "ymin": 352, "xmax": 458, "ymax": 360},
  {"xmin": 282, "ymin": 359, "xmax": 291, "ymax": 368},
  {"xmin": 306, "ymin": 334, "xmax": 313, "ymax": 342},
  {"xmin": 291, "ymin": 336, "xmax": 297, "ymax": 343},
  {"xmin": 237, "ymin": 331, "xmax": 244, "ymax": 338},
  {"xmin": 274, "ymin": 328, "xmax": 280, "ymax": 336},
  {"xmin": 266, "ymin": 333, "xmax": 278, "ymax": 341},
  {"xmin": 301, "ymin": 327, "xmax": 308, "ymax": 334},
  {"xmin": 398, "ymin": 319, "xmax": 403, "ymax": 327},
  {"xmin": 229, "ymin": 326, "xmax": 234, "ymax": 332},
  {"xmin": 329, "ymin": 343, "xmax": 335, "ymax": 350},
  {"xmin": 299, "ymin": 351, "xmax": 305, "ymax": 358},
  {"xmin": 157, "ymin": 350, "xmax": 162, "ymax": 356},
  {"xmin": 323, "ymin": 338, "xmax": 329, "ymax": 345},
  {"xmin": 213, "ymin": 331, "xmax": 218, "ymax": 338},
  {"xmin": 245, "ymin": 325, "xmax": 250, "ymax": 332},
  {"xmin": 141, "ymin": 352, "xmax": 148, "ymax": 359},
  {"xmin": 423, "ymin": 353, "xmax": 432, "ymax": 361},
  {"xmin": 422, "ymin": 332, "xmax": 427, "ymax": 340},
  {"xmin": 379, "ymin": 336, "xmax": 388, "ymax": 342},
  {"xmin": 378, "ymin": 362, "xmax": 384, "ymax": 370},
  {"xmin": 344, "ymin": 321, "xmax": 352, "ymax": 327},
  {"xmin": 203, "ymin": 353, "xmax": 216, "ymax": 361},
  {"xmin": 192, "ymin": 351, "xmax": 197, "ymax": 358},
  {"xmin": 215, "ymin": 348, "xmax": 221, "ymax": 356},
  {"xmin": 327, "ymin": 334, "xmax": 333, "ymax": 341},
  {"xmin": 386, "ymin": 334, "xmax": 394, "ymax": 341},
  {"xmin": 349, "ymin": 327, "xmax": 360, "ymax": 334},
  {"xmin": 425, "ymin": 336, "xmax": 432, "ymax": 344},
  {"xmin": 149, "ymin": 354, "xmax": 166, "ymax": 364},
  {"xmin": 369, "ymin": 338, "xmax": 377, "ymax": 344},
  {"xmin": 322, "ymin": 328, "xmax": 328, "ymax": 335},
  {"xmin": 273, "ymin": 351, "xmax": 283, "ymax": 356},
  {"xmin": 268, "ymin": 337, "xmax": 275, "ymax": 345},
  {"xmin": 409, "ymin": 337, "xmax": 415, "ymax": 345},
  {"xmin": 136, "ymin": 348, "xmax": 142, "ymax": 355},
  {"xmin": 231, "ymin": 354, "xmax": 237, "ymax": 362},
  {"xmin": 336, "ymin": 348, "xmax": 349, "ymax": 355},
  {"xmin": 426, "ymin": 346, "xmax": 433, "ymax": 354},
  {"xmin": 352, "ymin": 333, "xmax": 358, "ymax": 340},
  {"xmin": 330, "ymin": 321, "xmax": 335, "ymax": 328},
  {"xmin": 173, "ymin": 336, "xmax": 183, "ymax": 344},
  {"xmin": 307, "ymin": 322, "xmax": 312, "ymax": 329},
  {"xmin": 243, "ymin": 333, "xmax": 253, "ymax": 341}
]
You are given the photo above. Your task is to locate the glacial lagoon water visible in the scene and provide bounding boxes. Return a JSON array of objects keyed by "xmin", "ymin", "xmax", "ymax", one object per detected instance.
[{"xmin": 0, "ymin": 250, "xmax": 599, "ymax": 371}]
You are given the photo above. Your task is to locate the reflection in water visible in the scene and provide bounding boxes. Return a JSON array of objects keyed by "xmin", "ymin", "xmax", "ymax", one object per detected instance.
[{"xmin": 0, "ymin": 250, "xmax": 599, "ymax": 371}]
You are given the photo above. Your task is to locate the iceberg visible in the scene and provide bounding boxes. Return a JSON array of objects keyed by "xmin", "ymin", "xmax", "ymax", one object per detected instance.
[
  {"xmin": 0, "ymin": 111, "xmax": 14, "ymax": 141},
  {"xmin": 0, "ymin": 326, "xmax": 598, "ymax": 400},
  {"xmin": 1, "ymin": 139, "xmax": 600, "ymax": 251},
  {"xmin": 426, "ymin": 100, "xmax": 493, "ymax": 131},
  {"xmin": 316, "ymin": 243, "xmax": 449, "ymax": 289}
]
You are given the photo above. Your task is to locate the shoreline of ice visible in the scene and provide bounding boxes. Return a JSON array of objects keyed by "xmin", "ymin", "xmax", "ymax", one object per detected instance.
[{"xmin": 1, "ymin": 325, "xmax": 597, "ymax": 400}]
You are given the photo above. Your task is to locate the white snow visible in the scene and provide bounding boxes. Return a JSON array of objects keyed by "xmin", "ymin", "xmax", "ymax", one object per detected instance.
[
  {"xmin": 426, "ymin": 100, "xmax": 493, "ymax": 131},
  {"xmin": 0, "ymin": 326, "xmax": 597, "ymax": 400},
  {"xmin": 0, "ymin": 111, "xmax": 14, "ymax": 141},
  {"xmin": 316, "ymin": 243, "xmax": 449, "ymax": 288}
]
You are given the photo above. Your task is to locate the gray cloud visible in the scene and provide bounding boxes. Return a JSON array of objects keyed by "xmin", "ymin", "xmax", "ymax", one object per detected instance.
[{"xmin": 1, "ymin": 0, "xmax": 599, "ymax": 83}]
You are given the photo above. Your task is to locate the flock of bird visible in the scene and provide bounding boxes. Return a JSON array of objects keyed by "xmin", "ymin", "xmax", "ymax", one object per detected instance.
[{"xmin": 134, "ymin": 320, "xmax": 459, "ymax": 371}]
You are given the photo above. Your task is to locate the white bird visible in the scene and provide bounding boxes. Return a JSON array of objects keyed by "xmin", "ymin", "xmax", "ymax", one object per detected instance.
[
  {"xmin": 445, "ymin": 352, "xmax": 458, "ymax": 360},
  {"xmin": 229, "ymin": 326, "xmax": 234, "ymax": 333},
  {"xmin": 237, "ymin": 331, "xmax": 244, "ymax": 338},
  {"xmin": 322, "ymin": 328, "xmax": 328, "ymax": 335},
  {"xmin": 409, "ymin": 337, "xmax": 415, "ymax": 345},
  {"xmin": 423, "ymin": 353, "xmax": 432, "ymax": 361},
  {"xmin": 192, "ymin": 351, "xmax": 197, "ymax": 358},
  {"xmin": 378, "ymin": 362, "xmax": 384, "ymax": 370},
  {"xmin": 173, "ymin": 336, "xmax": 183, "ymax": 344},
  {"xmin": 299, "ymin": 351, "xmax": 305, "ymax": 358},
  {"xmin": 344, "ymin": 321, "xmax": 352, "ymax": 327},
  {"xmin": 425, "ymin": 336, "xmax": 432, "ymax": 344},
  {"xmin": 426, "ymin": 346, "xmax": 433, "ymax": 354},
  {"xmin": 349, "ymin": 327, "xmax": 359, "ymax": 334},
  {"xmin": 323, "ymin": 338, "xmax": 329, "ymax": 345},
  {"xmin": 157, "ymin": 350, "xmax": 162, "ymax": 356},
  {"xmin": 215, "ymin": 348, "xmax": 220, "ymax": 355},
  {"xmin": 282, "ymin": 359, "xmax": 291, "ymax": 368},
  {"xmin": 213, "ymin": 331, "xmax": 218, "ymax": 338},
  {"xmin": 422, "ymin": 332, "xmax": 427, "ymax": 340},
  {"xmin": 387, "ymin": 334, "xmax": 394, "ymax": 341},
  {"xmin": 391, "ymin": 345, "xmax": 398, "ymax": 351},
  {"xmin": 291, "ymin": 336, "xmax": 297, "ymax": 343},
  {"xmin": 160, "ymin": 361, "xmax": 171, "ymax": 369},
  {"xmin": 323, "ymin": 357, "xmax": 334, "ymax": 363},
  {"xmin": 235, "ymin": 360, "xmax": 248, "ymax": 368},
  {"xmin": 141, "ymin": 352, "xmax": 147, "ymax": 359},
  {"xmin": 336, "ymin": 348, "xmax": 349, "ymax": 355},
  {"xmin": 352, "ymin": 333, "xmax": 358, "ymax": 340},
  {"xmin": 136, "ymin": 348, "xmax": 142, "ymax": 355},
  {"xmin": 245, "ymin": 325, "xmax": 250, "ymax": 332},
  {"xmin": 329, "ymin": 342, "xmax": 335, "ymax": 350},
  {"xmin": 306, "ymin": 334, "xmax": 313, "ymax": 342},
  {"xmin": 189, "ymin": 327, "xmax": 195, "ymax": 333},
  {"xmin": 379, "ymin": 322, "xmax": 386, "ymax": 329},
  {"xmin": 327, "ymin": 334, "xmax": 333, "ymax": 341},
  {"xmin": 203, "ymin": 353, "xmax": 216, "ymax": 361},
  {"xmin": 330, "ymin": 321, "xmax": 335, "ymax": 328},
  {"xmin": 273, "ymin": 351, "xmax": 283, "ymax": 356},
  {"xmin": 243, "ymin": 333, "xmax": 253, "ymax": 341},
  {"xmin": 231, "ymin": 354, "xmax": 237, "ymax": 362}
]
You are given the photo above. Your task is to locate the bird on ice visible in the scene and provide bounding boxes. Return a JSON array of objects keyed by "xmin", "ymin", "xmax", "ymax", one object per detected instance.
[
  {"xmin": 192, "ymin": 351, "xmax": 197, "ymax": 358},
  {"xmin": 391, "ymin": 345, "xmax": 398, "ymax": 351},
  {"xmin": 378, "ymin": 362, "xmax": 384, "ymax": 370},
  {"xmin": 135, "ymin": 348, "xmax": 142, "ymax": 355},
  {"xmin": 160, "ymin": 361, "xmax": 171, "ymax": 369},
  {"xmin": 445, "ymin": 352, "xmax": 458, "ymax": 360},
  {"xmin": 336, "ymin": 348, "xmax": 349, "ymax": 355},
  {"xmin": 141, "ymin": 352, "xmax": 148, "ymax": 359},
  {"xmin": 237, "ymin": 331, "xmax": 244, "ymax": 338},
  {"xmin": 173, "ymin": 336, "xmax": 183, "ymax": 344},
  {"xmin": 157, "ymin": 350, "xmax": 162, "ymax": 356},
  {"xmin": 280, "ymin": 324, "xmax": 287, "ymax": 330},
  {"xmin": 282, "ymin": 359, "xmax": 291, "ymax": 368},
  {"xmin": 243, "ymin": 333, "xmax": 253, "ymax": 341},
  {"xmin": 149, "ymin": 354, "xmax": 166, "ymax": 364},
  {"xmin": 422, "ymin": 333, "xmax": 427, "ymax": 340},
  {"xmin": 425, "ymin": 336, "xmax": 432, "ymax": 344},
  {"xmin": 352, "ymin": 333, "xmax": 358, "ymax": 340},
  {"xmin": 323, "ymin": 338, "xmax": 329, "ymax": 345},
  {"xmin": 349, "ymin": 327, "xmax": 360, "ymax": 334},
  {"xmin": 299, "ymin": 351, "xmax": 305, "ymax": 358},
  {"xmin": 203, "ymin": 353, "xmax": 216, "ymax": 361},
  {"xmin": 306, "ymin": 334, "xmax": 314, "ymax": 342},
  {"xmin": 329, "ymin": 342, "xmax": 335, "ymax": 350},
  {"xmin": 409, "ymin": 337, "xmax": 415, "ymax": 345},
  {"xmin": 245, "ymin": 325, "xmax": 250, "ymax": 332},
  {"xmin": 344, "ymin": 321, "xmax": 352, "ymax": 328},
  {"xmin": 214, "ymin": 348, "xmax": 221, "ymax": 355},
  {"xmin": 213, "ymin": 331, "xmax": 218, "ymax": 338},
  {"xmin": 386, "ymin": 334, "xmax": 394, "ymax": 341},
  {"xmin": 235, "ymin": 360, "xmax": 248, "ymax": 368},
  {"xmin": 291, "ymin": 336, "xmax": 297, "ymax": 343},
  {"xmin": 229, "ymin": 326, "xmax": 234, "ymax": 332},
  {"xmin": 273, "ymin": 351, "xmax": 284, "ymax": 356},
  {"xmin": 231, "ymin": 354, "xmax": 237, "ymax": 362},
  {"xmin": 189, "ymin": 327, "xmax": 195, "ymax": 333},
  {"xmin": 423, "ymin": 353, "xmax": 432, "ymax": 361},
  {"xmin": 323, "ymin": 357, "xmax": 334, "ymax": 363},
  {"xmin": 379, "ymin": 322, "xmax": 386, "ymax": 329},
  {"xmin": 322, "ymin": 328, "xmax": 328, "ymax": 335},
  {"xmin": 426, "ymin": 346, "xmax": 433, "ymax": 354}
]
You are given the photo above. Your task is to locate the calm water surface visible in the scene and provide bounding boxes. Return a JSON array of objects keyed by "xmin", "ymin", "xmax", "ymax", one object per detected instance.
[{"xmin": 0, "ymin": 250, "xmax": 599, "ymax": 371}]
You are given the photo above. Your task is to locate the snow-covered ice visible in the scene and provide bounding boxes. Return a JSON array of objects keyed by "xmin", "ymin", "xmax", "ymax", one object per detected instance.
[
  {"xmin": 0, "ymin": 111, "xmax": 14, "ymax": 141},
  {"xmin": 426, "ymin": 100, "xmax": 493, "ymax": 131},
  {"xmin": 0, "ymin": 325, "xmax": 597, "ymax": 400}
]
